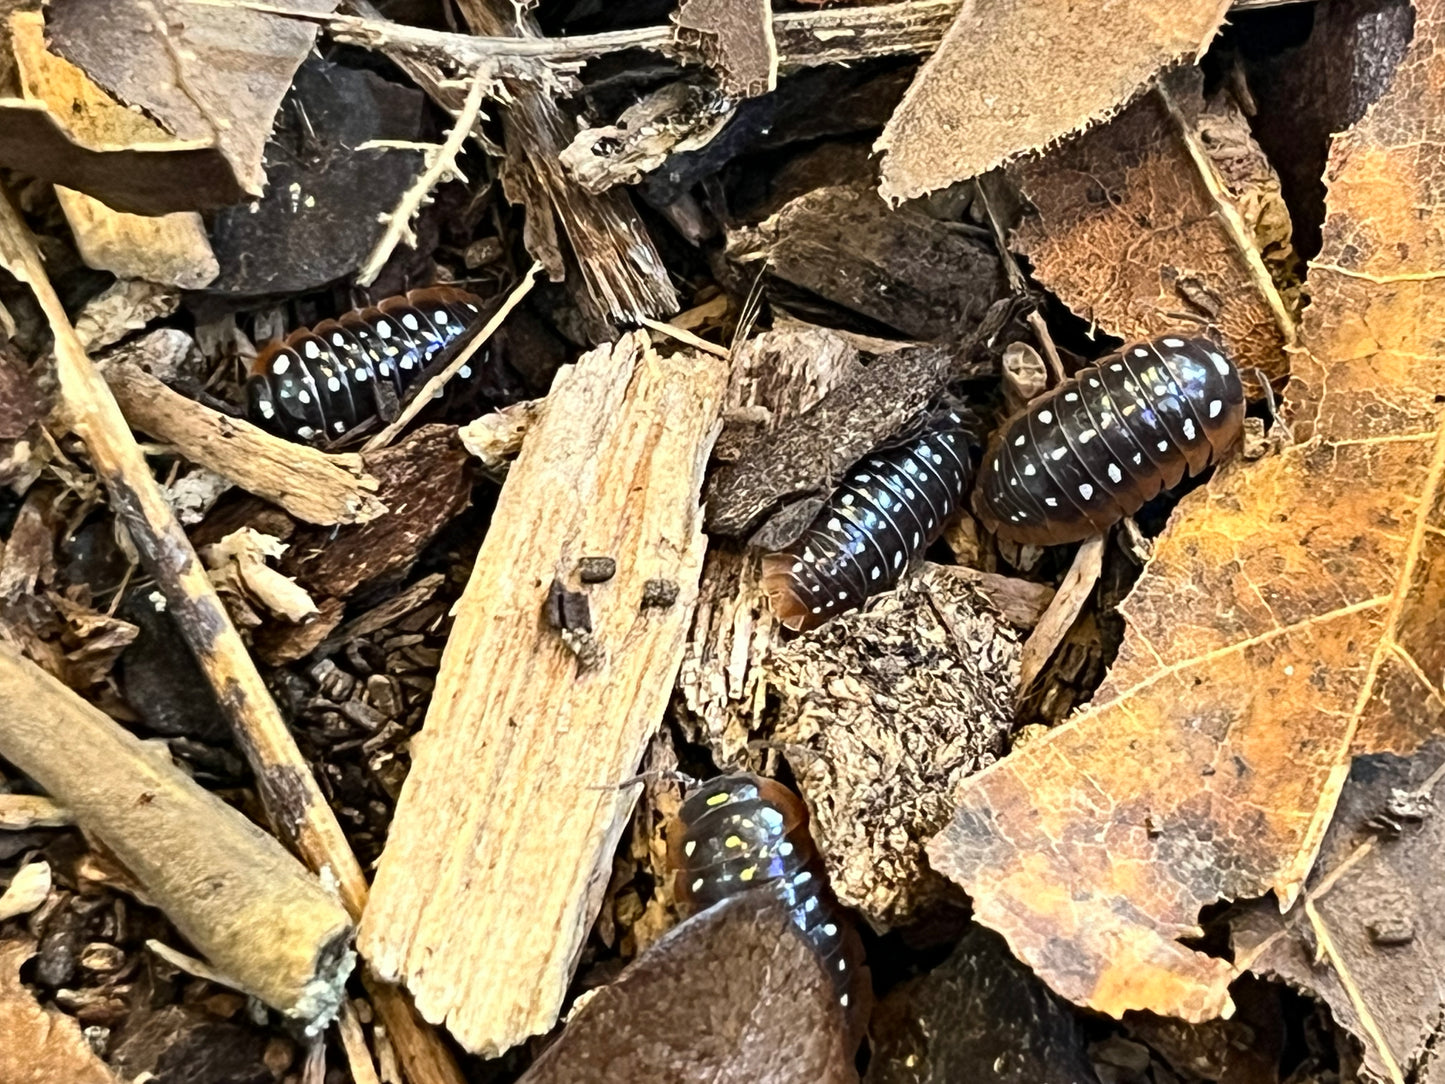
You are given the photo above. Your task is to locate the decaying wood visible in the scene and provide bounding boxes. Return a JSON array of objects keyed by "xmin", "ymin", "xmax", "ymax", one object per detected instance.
[
  {"xmin": 360, "ymin": 332, "xmax": 727, "ymax": 1055},
  {"xmin": 445, "ymin": 1, "xmax": 678, "ymax": 331},
  {"xmin": 928, "ymin": 0, "xmax": 1445, "ymax": 1024},
  {"xmin": 102, "ymin": 355, "xmax": 385, "ymax": 527},
  {"xmin": 876, "ymin": 0, "xmax": 1232, "ymax": 201},
  {"xmin": 1012, "ymin": 69, "xmax": 1296, "ymax": 376},
  {"xmin": 674, "ymin": 0, "xmax": 777, "ymax": 99},
  {"xmin": 560, "ymin": 82, "xmax": 737, "ymax": 196},
  {"xmin": 0, "ymin": 644, "xmax": 353, "ymax": 1024},
  {"xmin": 930, "ymin": 563, "xmax": 1056, "ymax": 631},
  {"xmin": 0, "ymin": 185, "xmax": 465, "ymax": 1084},
  {"xmin": 458, "ymin": 398, "xmax": 543, "ymax": 474},
  {"xmin": 1018, "ymin": 535, "xmax": 1106, "ymax": 690}
]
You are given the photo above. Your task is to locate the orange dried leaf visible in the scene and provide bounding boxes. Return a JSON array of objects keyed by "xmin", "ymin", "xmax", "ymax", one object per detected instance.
[
  {"xmin": 876, "ymin": 0, "xmax": 1230, "ymax": 202},
  {"xmin": 928, "ymin": 0, "xmax": 1445, "ymax": 1024},
  {"xmin": 0, "ymin": 938, "xmax": 120, "ymax": 1084},
  {"xmin": 1012, "ymin": 71, "xmax": 1295, "ymax": 377}
]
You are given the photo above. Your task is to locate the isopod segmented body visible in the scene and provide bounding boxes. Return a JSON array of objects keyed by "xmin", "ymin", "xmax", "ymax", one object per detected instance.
[
  {"xmin": 974, "ymin": 335, "xmax": 1245, "ymax": 546},
  {"xmin": 245, "ymin": 286, "xmax": 490, "ymax": 445},
  {"xmin": 669, "ymin": 773, "xmax": 868, "ymax": 1029},
  {"xmin": 760, "ymin": 409, "xmax": 974, "ymax": 632}
]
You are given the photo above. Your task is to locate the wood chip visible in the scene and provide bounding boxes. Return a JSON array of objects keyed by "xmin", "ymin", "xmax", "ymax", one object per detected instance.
[{"xmin": 360, "ymin": 333, "xmax": 726, "ymax": 1055}]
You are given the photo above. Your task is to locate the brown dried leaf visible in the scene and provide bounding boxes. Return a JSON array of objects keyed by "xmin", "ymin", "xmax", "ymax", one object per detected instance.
[
  {"xmin": 517, "ymin": 893, "xmax": 856, "ymax": 1084},
  {"xmin": 1233, "ymin": 738, "xmax": 1445, "ymax": 1084},
  {"xmin": 928, "ymin": 3, "xmax": 1445, "ymax": 1024},
  {"xmin": 876, "ymin": 0, "xmax": 1230, "ymax": 201},
  {"xmin": 44, "ymin": 0, "xmax": 337, "ymax": 209},
  {"xmin": 0, "ymin": 938, "xmax": 120, "ymax": 1084},
  {"xmin": 1012, "ymin": 70, "xmax": 1295, "ymax": 377}
]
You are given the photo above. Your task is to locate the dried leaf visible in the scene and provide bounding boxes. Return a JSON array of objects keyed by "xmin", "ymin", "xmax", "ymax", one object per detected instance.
[
  {"xmin": 0, "ymin": 937, "xmax": 120, "ymax": 1084},
  {"xmin": 517, "ymin": 893, "xmax": 857, "ymax": 1084},
  {"xmin": 0, "ymin": 13, "xmax": 237, "ymax": 216},
  {"xmin": 767, "ymin": 573, "xmax": 1018, "ymax": 925},
  {"xmin": 45, "ymin": 0, "xmax": 337, "ymax": 208},
  {"xmin": 876, "ymin": 0, "xmax": 1230, "ymax": 201},
  {"xmin": 1233, "ymin": 738, "xmax": 1445, "ymax": 1084},
  {"xmin": 1012, "ymin": 70, "xmax": 1295, "ymax": 376},
  {"xmin": 928, "ymin": 1, "xmax": 1445, "ymax": 1024}
]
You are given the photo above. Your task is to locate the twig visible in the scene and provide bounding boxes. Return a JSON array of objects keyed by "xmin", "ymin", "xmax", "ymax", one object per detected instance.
[
  {"xmin": 0, "ymin": 645, "xmax": 353, "ymax": 1027},
  {"xmin": 103, "ymin": 354, "xmax": 386, "ymax": 526},
  {"xmin": 360, "ymin": 261, "xmax": 544, "ymax": 451},
  {"xmin": 638, "ymin": 315, "xmax": 731, "ymax": 359},
  {"xmin": 1018, "ymin": 534, "xmax": 1105, "ymax": 689},
  {"xmin": 357, "ymin": 72, "xmax": 489, "ymax": 287}
]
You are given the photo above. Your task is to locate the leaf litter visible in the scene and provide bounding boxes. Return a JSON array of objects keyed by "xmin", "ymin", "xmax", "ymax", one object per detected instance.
[{"xmin": 929, "ymin": 0, "xmax": 1445, "ymax": 1025}]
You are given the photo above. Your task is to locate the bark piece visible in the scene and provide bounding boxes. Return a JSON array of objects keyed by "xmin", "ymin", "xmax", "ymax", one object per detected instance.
[
  {"xmin": 0, "ymin": 12, "xmax": 239, "ymax": 216},
  {"xmin": 561, "ymin": 81, "xmax": 737, "ymax": 195},
  {"xmin": 103, "ymin": 352, "xmax": 385, "ymax": 527},
  {"xmin": 727, "ymin": 181, "xmax": 1004, "ymax": 341},
  {"xmin": 45, "ymin": 0, "xmax": 338, "ymax": 208},
  {"xmin": 928, "ymin": 3, "xmax": 1445, "ymax": 1024},
  {"xmin": 451, "ymin": 0, "xmax": 679, "ymax": 331},
  {"xmin": 517, "ymin": 893, "xmax": 856, "ymax": 1084},
  {"xmin": 359, "ymin": 333, "xmax": 726, "ymax": 1055},
  {"xmin": 866, "ymin": 927, "xmax": 1099, "ymax": 1084},
  {"xmin": 706, "ymin": 342, "xmax": 968, "ymax": 540},
  {"xmin": 675, "ymin": 0, "xmax": 777, "ymax": 98},
  {"xmin": 1012, "ymin": 70, "xmax": 1295, "ymax": 377},
  {"xmin": 52, "ymin": 185, "xmax": 217, "ymax": 290},
  {"xmin": 282, "ymin": 424, "xmax": 472, "ymax": 599},
  {"xmin": 0, "ymin": 938, "xmax": 119, "ymax": 1084},
  {"xmin": 1233, "ymin": 738, "xmax": 1445, "ymax": 1084},
  {"xmin": 875, "ymin": 0, "xmax": 1230, "ymax": 201},
  {"xmin": 767, "ymin": 571, "xmax": 1018, "ymax": 924},
  {"xmin": 0, "ymin": 646, "xmax": 354, "ymax": 1024}
]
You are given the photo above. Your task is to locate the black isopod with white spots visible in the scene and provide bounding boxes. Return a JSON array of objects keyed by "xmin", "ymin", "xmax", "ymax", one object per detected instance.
[
  {"xmin": 668, "ymin": 773, "xmax": 869, "ymax": 1032},
  {"xmin": 244, "ymin": 285, "xmax": 489, "ymax": 445},
  {"xmin": 760, "ymin": 409, "xmax": 974, "ymax": 632},
  {"xmin": 974, "ymin": 335, "xmax": 1245, "ymax": 546}
]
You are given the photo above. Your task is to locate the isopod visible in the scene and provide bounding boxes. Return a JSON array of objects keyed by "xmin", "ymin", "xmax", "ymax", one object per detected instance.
[
  {"xmin": 669, "ymin": 773, "xmax": 868, "ymax": 1027},
  {"xmin": 760, "ymin": 408, "xmax": 975, "ymax": 632},
  {"xmin": 973, "ymin": 335, "xmax": 1245, "ymax": 545},
  {"xmin": 244, "ymin": 285, "xmax": 490, "ymax": 445}
]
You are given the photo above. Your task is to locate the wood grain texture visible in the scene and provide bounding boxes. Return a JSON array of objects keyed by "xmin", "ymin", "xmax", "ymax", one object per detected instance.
[
  {"xmin": 105, "ymin": 359, "xmax": 384, "ymax": 527},
  {"xmin": 359, "ymin": 332, "xmax": 727, "ymax": 1056}
]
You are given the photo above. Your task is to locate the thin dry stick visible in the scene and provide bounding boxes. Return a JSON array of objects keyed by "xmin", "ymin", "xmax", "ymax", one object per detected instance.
[
  {"xmin": 1156, "ymin": 80, "xmax": 1298, "ymax": 346},
  {"xmin": 361, "ymin": 260, "xmax": 543, "ymax": 451},
  {"xmin": 974, "ymin": 180, "xmax": 1066, "ymax": 384},
  {"xmin": 0, "ymin": 190, "xmax": 464, "ymax": 1084},
  {"xmin": 337, "ymin": 1002, "xmax": 385, "ymax": 1084},
  {"xmin": 1304, "ymin": 899, "xmax": 1407, "ymax": 1084},
  {"xmin": 357, "ymin": 72, "xmax": 489, "ymax": 287},
  {"xmin": 638, "ymin": 315, "xmax": 730, "ymax": 359}
]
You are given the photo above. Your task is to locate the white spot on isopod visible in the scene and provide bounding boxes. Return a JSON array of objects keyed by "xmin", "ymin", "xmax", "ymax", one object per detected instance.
[
  {"xmin": 1108, "ymin": 463, "xmax": 1123, "ymax": 483},
  {"xmin": 1079, "ymin": 483, "xmax": 1094, "ymax": 499},
  {"xmin": 1183, "ymin": 418, "xmax": 1196, "ymax": 440},
  {"xmin": 1079, "ymin": 429, "xmax": 1096, "ymax": 443},
  {"xmin": 1209, "ymin": 399, "xmax": 1222, "ymax": 417},
  {"xmin": 1039, "ymin": 410, "xmax": 1053, "ymax": 423},
  {"xmin": 1163, "ymin": 337, "xmax": 1185, "ymax": 348}
]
